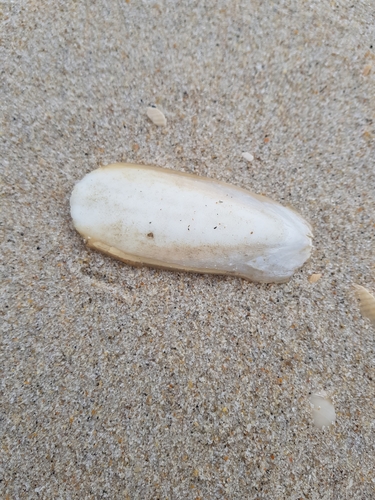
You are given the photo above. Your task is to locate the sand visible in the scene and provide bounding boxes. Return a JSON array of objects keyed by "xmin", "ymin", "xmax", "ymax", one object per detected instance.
[{"xmin": 1, "ymin": 1, "xmax": 375, "ymax": 498}]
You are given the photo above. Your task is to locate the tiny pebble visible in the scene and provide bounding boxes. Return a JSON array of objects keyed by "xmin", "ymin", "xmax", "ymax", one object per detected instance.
[
  {"xmin": 308, "ymin": 273, "xmax": 322, "ymax": 283},
  {"xmin": 242, "ymin": 152, "xmax": 254, "ymax": 162}
]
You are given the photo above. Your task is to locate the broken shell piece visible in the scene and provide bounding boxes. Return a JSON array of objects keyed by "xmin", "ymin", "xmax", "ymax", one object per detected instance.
[
  {"xmin": 353, "ymin": 284, "xmax": 375, "ymax": 327},
  {"xmin": 308, "ymin": 273, "xmax": 322, "ymax": 283},
  {"xmin": 309, "ymin": 393, "xmax": 336, "ymax": 429},
  {"xmin": 242, "ymin": 152, "xmax": 254, "ymax": 162},
  {"xmin": 70, "ymin": 163, "xmax": 313, "ymax": 283},
  {"xmin": 146, "ymin": 106, "xmax": 167, "ymax": 126}
]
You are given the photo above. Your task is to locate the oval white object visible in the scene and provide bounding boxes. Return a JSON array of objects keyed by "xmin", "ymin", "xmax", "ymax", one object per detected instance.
[
  {"xmin": 146, "ymin": 106, "xmax": 167, "ymax": 126},
  {"xmin": 242, "ymin": 152, "xmax": 254, "ymax": 162},
  {"xmin": 70, "ymin": 163, "xmax": 313, "ymax": 283}
]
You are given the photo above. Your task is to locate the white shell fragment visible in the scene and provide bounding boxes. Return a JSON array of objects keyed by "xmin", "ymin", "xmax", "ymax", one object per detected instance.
[
  {"xmin": 242, "ymin": 152, "xmax": 254, "ymax": 162},
  {"xmin": 353, "ymin": 284, "xmax": 375, "ymax": 327},
  {"xmin": 70, "ymin": 163, "xmax": 313, "ymax": 283},
  {"xmin": 309, "ymin": 393, "xmax": 336, "ymax": 429},
  {"xmin": 146, "ymin": 106, "xmax": 167, "ymax": 126}
]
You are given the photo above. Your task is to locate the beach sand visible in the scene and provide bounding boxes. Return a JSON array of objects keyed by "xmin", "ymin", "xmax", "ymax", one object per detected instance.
[{"xmin": 1, "ymin": 1, "xmax": 374, "ymax": 498}]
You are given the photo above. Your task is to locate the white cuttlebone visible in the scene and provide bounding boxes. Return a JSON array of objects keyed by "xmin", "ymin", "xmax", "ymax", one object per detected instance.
[{"xmin": 70, "ymin": 163, "xmax": 313, "ymax": 283}]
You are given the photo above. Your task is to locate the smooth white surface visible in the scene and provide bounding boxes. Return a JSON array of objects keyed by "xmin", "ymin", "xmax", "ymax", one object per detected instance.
[
  {"xmin": 242, "ymin": 152, "xmax": 254, "ymax": 162},
  {"xmin": 309, "ymin": 394, "xmax": 336, "ymax": 429},
  {"xmin": 70, "ymin": 164, "xmax": 313, "ymax": 282}
]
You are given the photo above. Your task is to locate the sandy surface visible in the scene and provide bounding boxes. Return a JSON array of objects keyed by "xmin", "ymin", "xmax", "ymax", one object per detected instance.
[{"xmin": 1, "ymin": 1, "xmax": 375, "ymax": 498}]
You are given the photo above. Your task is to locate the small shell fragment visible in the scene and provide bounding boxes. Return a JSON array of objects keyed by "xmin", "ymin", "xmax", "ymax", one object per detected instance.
[
  {"xmin": 353, "ymin": 284, "xmax": 375, "ymax": 327},
  {"xmin": 146, "ymin": 106, "xmax": 167, "ymax": 127},
  {"xmin": 308, "ymin": 273, "xmax": 322, "ymax": 283},
  {"xmin": 309, "ymin": 393, "xmax": 336, "ymax": 429},
  {"xmin": 363, "ymin": 64, "xmax": 371, "ymax": 76},
  {"xmin": 242, "ymin": 152, "xmax": 254, "ymax": 162},
  {"xmin": 70, "ymin": 163, "xmax": 313, "ymax": 283}
]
